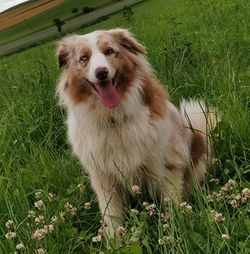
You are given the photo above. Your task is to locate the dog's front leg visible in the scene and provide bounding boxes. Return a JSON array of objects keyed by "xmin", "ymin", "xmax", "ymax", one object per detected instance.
[{"xmin": 89, "ymin": 171, "xmax": 124, "ymax": 238}]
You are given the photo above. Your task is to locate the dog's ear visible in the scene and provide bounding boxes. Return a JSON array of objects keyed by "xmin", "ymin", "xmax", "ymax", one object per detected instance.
[
  {"xmin": 109, "ymin": 29, "xmax": 145, "ymax": 55},
  {"xmin": 56, "ymin": 36, "xmax": 76, "ymax": 68}
]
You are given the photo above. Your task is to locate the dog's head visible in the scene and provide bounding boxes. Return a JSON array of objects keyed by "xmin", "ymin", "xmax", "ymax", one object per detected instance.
[{"xmin": 57, "ymin": 29, "xmax": 146, "ymax": 108}]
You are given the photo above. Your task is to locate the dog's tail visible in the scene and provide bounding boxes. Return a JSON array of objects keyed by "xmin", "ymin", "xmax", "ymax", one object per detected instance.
[
  {"xmin": 179, "ymin": 99, "xmax": 217, "ymax": 135},
  {"xmin": 179, "ymin": 99, "xmax": 218, "ymax": 185}
]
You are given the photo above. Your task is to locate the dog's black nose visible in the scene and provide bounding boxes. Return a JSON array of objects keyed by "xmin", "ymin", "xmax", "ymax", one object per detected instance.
[{"xmin": 95, "ymin": 67, "xmax": 109, "ymax": 81}]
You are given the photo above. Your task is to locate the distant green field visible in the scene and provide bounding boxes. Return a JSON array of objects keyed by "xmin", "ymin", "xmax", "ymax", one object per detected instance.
[
  {"xmin": 0, "ymin": 0, "xmax": 250, "ymax": 253},
  {"xmin": 0, "ymin": 0, "xmax": 110, "ymax": 45}
]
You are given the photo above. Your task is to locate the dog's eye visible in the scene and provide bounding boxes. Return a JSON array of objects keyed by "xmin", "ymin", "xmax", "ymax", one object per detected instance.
[
  {"xmin": 105, "ymin": 47, "xmax": 115, "ymax": 56},
  {"xmin": 80, "ymin": 55, "xmax": 88, "ymax": 62}
]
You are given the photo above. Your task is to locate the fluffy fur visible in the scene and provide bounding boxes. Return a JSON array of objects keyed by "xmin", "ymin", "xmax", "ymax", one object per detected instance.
[{"xmin": 56, "ymin": 29, "xmax": 216, "ymax": 237}]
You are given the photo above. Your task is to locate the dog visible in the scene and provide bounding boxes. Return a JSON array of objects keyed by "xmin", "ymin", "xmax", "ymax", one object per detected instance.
[{"xmin": 56, "ymin": 28, "xmax": 216, "ymax": 237}]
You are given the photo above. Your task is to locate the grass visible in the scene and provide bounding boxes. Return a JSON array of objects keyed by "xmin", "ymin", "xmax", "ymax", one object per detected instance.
[
  {"xmin": 0, "ymin": 0, "xmax": 110, "ymax": 46},
  {"xmin": 0, "ymin": 0, "xmax": 250, "ymax": 253}
]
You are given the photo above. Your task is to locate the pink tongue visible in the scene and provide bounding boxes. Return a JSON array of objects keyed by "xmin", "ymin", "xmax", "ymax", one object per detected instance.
[{"xmin": 95, "ymin": 80, "xmax": 121, "ymax": 108}]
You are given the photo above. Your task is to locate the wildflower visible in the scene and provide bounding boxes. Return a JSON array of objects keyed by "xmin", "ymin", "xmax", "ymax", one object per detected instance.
[
  {"xmin": 92, "ymin": 234, "xmax": 102, "ymax": 242},
  {"xmin": 48, "ymin": 193, "xmax": 57, "ymax": 202},
  {"xmin": 16, "ymin": 243, "xmax": 25, "ymax": 250},
  {"xmin": 214, "ymin": 212, "xmax": 225, "ymax": 223},
  {"xmin": 180, "ymin": 202, "xmax": 193, "ymax": 213},
  {"xmin": 28, "ymin": 210, "xmax": 36, "ymax": 218},
  {"xmin": 241, "ymin": 196, "xmax": 247, "ymax": 203},
  {"xmin": 116, "ymin": 225, "xmax": 126, "ymax": 236},
  {"xmin": 5, "ymin": 231, "xmax": 16, "ymax": 239},
  {"xmin": 130, "ymin": 208, "xmax": 139, "ymax": 216},
  {"xmin": 221, "ymin": 234, "xmax": 229, "ymax": 240},
  {"xmin": 163, "ymin": 223, "xmax": 169, "ymax": 231},
  {"xmin": 142, "ymin": 202, "xmax": 149, "ymax": 207},
  {"xmin": 131, "ymin": 226, "xmax": 137, "ymax": 233},
  {"xmin": 59, "ymin": 212, "xmax": 65, "ymax": 221},
  {"xmin": 35, "ymin": 215, "xmax": 45, "ymax": 225},
  {"xmin": 77, "ymin": 184, "xmax": 85, "ymax": 193},
  {"xmin": 158, "ymin": 238, "xmax": 164, "ymax": 245},
  {"xmin": 35, "ymin": 248, "xmax": 46, "ymax": 254},
  {"xmin": 35, "ymin": 192, "xmax": 42, "ymax": 200},
  {"xmin": 43, "ymin": 224, "xmax": 54, "ymax": 234},
  {"xmin": 131, "ymin": 185, "xmax": 141, "ymax": 195},
  {"xmin": 209, "ymin": 178, "xmax": 219, "ymax": 184},
  {"xmin": 230, "ymin": 200, "xmax": 239, "ymax": 208},
  {"xmin": 163, "ymin": 235, "xmax": 172, "ymax": 243},
  {"xmin": 50, "ymin": 216, "xmax": 58, "ymax": 224},
  {"xmin": 145, "ymin": 203, "xmax": 156, "ymax": 216},
  {"xmin": 64, "ymin": 202, "xmax": 77, "ymax": 215},
  {"xmin": 161, "ymin": 212, "xmax": 169, "ymax": 222},
  {"xmin": 242, "ymin": 188, "xmax": 250, "ymax": 198},
  {"xmin": 5, "ymin": 220, "xmax": 14, "ymax": 229},
  {"xmin": 34, "ymin": 200, "xmax": 45, "ymax": 210},
  {"xmin": 32, "ymin": 229, "xmax": 46, "ymax": 241},
  {"xmin": 83, "ymin": 202, "xmax": 91, "ymax": 210}
]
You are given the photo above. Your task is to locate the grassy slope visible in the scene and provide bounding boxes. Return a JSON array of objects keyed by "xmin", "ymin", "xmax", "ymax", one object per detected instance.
[
  {"xmin": 0, "ymin": 0, "xmax": 250, "ymax": 253},
  {"xmin": 0, "ymin": 0, "xmax": 109, "ymax": 46}
]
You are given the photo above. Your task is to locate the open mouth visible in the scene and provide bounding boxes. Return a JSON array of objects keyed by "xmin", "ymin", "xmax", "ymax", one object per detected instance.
[{"xmin": 87, "ymin": 73, "xmax": 121, "ymax": 108}]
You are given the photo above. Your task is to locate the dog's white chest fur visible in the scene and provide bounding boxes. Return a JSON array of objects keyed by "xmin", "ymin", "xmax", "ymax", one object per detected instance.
[{"xmin": 66, "ymin": 87, "xmax": 171, "ymax": 183}]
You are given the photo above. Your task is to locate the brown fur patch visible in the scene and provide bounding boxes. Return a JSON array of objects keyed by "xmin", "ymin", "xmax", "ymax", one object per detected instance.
[
  {"xmin": 142, "ymin": 78, "xmax": 169, "ymax": 120},
  {"xmin": 190, "ymin": 132, "xmax": 207, "ymax": 166},
  {"xmin": 66, "ymin": 67, "xmax": 92, "ymax": 104}
]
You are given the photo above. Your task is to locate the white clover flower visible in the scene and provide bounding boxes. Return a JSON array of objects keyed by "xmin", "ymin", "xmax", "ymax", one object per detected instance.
[
  {"xmin": 130, "ymin": 209, "xmax": 139, "ymax": 216},
  {"xmin": 5, "ymin": 220, "xmax": 14, "ymax": 229},
  {"xmin": 221, "ymin": 234, "xmax": 229, "ymax": 240},
  {"xmin": 48, "ymin": 193, "xmax": 57, "ymax": 202},
  {"xmin": 242, "ymin": 188, "xmax": 250, "ymax": 198},
  {"xmin": 77, "ymin": 184, "xmax": 85, "ymax": 193},
  {"xmin": 35, "ymin": 248, "xmax": 46, "ymax": 254},
  {"xmin": 51, "ymin": 216, "xmax": 58, "ymax": 224},
  {"xmin": 158, "ymin": 238, "xmax": 164, "ymax": 245},
  {"xmin": 35, "ymin": 192, "xmax": 42, "ymax": 200},
  {"xmin": 35, "ymin": 215, "xmax": 45, "ymax": 225},
  {"xmin": 34, "ymin": 200, "xmax": 45, "ymax": 210},
  {"xmin": 230, "ymin": 200, "xmax": 239, "ymax": 208},
  {"xmin": 163, "ymin": 223, "xmax": 169, "ymax": 231},
  {"xmin": 32, "ymin": 228, "xmax": 46, "ymax": 241},
  {"xmin": 5, "ymin": 231, "xmax": 16, "ymax": 239},
  {"xmin": 214, "ymin": 212, "xmax": 225, "ymax": 223},
  {"xmin": 163, "ymin": 235, "xmax": 172, "ymax": 243},
  {"xmin": 92, "ymin": 234, "xmax": 102, "ymax": 242},
  {"xmin": 28, "ymin": 210, "xmax": 36, "ymax": 218},
  {"xmin": 83, "ymin": 202, "xmax": 91, "ymax": 210},
  {"xmin": 64, "ymin": 202, "xmax": 77, "ymax": 215},
  {"xmin": 16, "ymin": 243, "xmax": 25, "ymax": 250}
]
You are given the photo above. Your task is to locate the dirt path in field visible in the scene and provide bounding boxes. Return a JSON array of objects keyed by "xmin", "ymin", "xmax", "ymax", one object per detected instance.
[
  {"xmin": 0, "ymin": 0, "xmax": 64, "ymax": 30},
  {"xmin": 0, "ymin": 0, "xmax": 143, "ymax": 57}
]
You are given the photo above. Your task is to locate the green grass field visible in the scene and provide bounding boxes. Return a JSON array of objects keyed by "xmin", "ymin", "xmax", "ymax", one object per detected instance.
[
  {"xmin": 0, "ymin": 0, "xmax": 110, "ymax": 46},
  {"xmin": 0, "ymin": 0, "xmax": 250, "ymax": 253}
]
